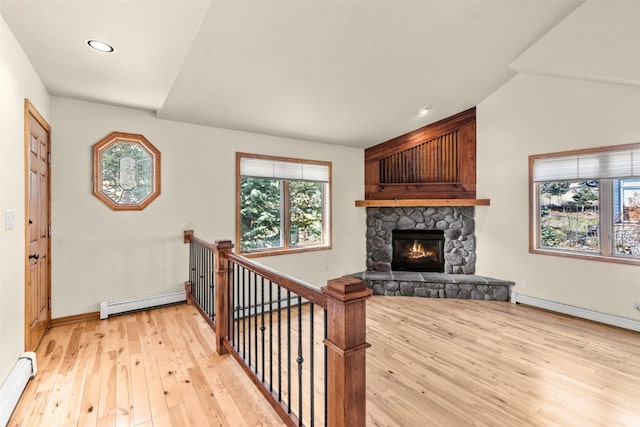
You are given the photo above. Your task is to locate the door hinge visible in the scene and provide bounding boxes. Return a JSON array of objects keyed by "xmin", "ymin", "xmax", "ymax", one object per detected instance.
[
  {"xmin": 48, "ymin": 297, "xmax": 51, "ymax": 310},
  {"xmin": 48, "ymin": 225, "xmax": 51, "ymax": 237},
  {"xmin": 47, "ymin": 152, "xmax": 51, "ymax": 164}
]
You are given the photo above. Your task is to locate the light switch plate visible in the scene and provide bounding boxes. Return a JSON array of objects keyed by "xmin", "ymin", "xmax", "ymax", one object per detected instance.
[{"xmin": 5, "ymin": 210, "xmax": 15, "ymax": 230}]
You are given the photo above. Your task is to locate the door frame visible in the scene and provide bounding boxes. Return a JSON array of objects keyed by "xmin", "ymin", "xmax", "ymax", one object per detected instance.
[{"xmin": 24, "ymin": 99, "xmax": 52, "ymax": 351}]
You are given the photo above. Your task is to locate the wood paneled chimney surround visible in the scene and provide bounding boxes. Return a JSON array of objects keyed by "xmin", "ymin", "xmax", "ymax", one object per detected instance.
[{"xmin": 356, "ymin": 107, "xmax": 490, "ymax": 207}]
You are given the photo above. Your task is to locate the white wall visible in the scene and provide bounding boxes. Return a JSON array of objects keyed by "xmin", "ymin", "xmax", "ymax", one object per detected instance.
[
  {"xmin": 477, "ymin": 73, "xmax": 640, "ymax": 320},
  {"xmin": 0, "ymin": 15, "xmax": 50, "ymax": 381},
  {"xmin": 50, "ymin": 97, "xmax": 366, "ymax": 318}
]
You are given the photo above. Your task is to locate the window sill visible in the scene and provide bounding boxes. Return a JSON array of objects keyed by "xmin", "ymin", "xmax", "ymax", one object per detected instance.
[
  {"xmin": 241, "ymin": 244, "xmax": 332, "ymax": 259},
  {"xmin": 530, "ymin": 248, "xmax": 640, "ymax": 267}
]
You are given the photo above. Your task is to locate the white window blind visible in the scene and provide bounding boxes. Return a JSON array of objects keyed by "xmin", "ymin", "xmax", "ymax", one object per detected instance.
[
  {"xmin": 533, "ymin": 148, "xmax": 640, "ymax": 182},
  {"xmin": 240, "ymin": 157, "xmax": 330, "ymax": 182}
]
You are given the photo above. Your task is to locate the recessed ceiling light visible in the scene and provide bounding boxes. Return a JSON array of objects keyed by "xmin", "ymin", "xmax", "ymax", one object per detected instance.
[
  {"xmin": 418, "ymin": 106, "xmax": 430, "ymax": 116},
  {"xmin": 87, "ymin": 39, "xmax": 114, "ymax": 53}
]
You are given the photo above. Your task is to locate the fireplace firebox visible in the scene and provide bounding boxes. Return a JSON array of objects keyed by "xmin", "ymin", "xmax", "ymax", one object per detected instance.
[{"xmin": 392, "ymin": 229, "xmax": 445, "ymax": 272}]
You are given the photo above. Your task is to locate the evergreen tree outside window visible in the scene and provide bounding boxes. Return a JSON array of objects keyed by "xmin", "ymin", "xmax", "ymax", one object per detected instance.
[
  {"xmin": 530, "ymin": 144, "xmax": 640, "ymax": 265},
  {"xmin": 237, "ymin": 153, "xmax": 331, "ymax": 255}
]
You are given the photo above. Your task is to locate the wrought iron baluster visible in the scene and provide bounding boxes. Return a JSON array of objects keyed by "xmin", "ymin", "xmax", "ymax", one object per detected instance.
[
  {"xmin": 189, "ymin": 242, "xmax": 195, "ymax": 294},
  {"xmin": 197, "ymin": 244, "xmax": 202, "ymax": 306},
  {"xmin": 260, "ymin": 276, "xmax": 266, "ymax": 380},
  {"xmin": 254, "ymin": 271, "xmax": 258, "ymax": 373},
  {"xmin": 208, "ymin": 246, "xmax": 211, "ymax": 317},
  {"xmin": 203, "ymin": 245, "xmax": 208, "ymax": 316},
  {"xmin": 191, "ymin": 243, "xmax": 196, "ymax": 300},
  {"xmin": 287, "ymin": 289, "xmax": 291, "ymax": 414},
  {"xmin": 277, "ymin": 286, "xmax": 282, "ymax": 402},
  {"xmin": 297, "ymin": 294, "xmax": 303, "ymax": 425},
  {"xmin": 200, "ymin": 244, "xmax": 205, "ymax": 309},
  {"xmin": 188, "ymin": 242, "xmax": 191, "ymax": 285},
  {"xmin": 196, "ymin": 244, "xmax": 200, "ymax": 307},
  {"xmin": 210, "ymin": 250, "xmax": 215, "ymax": 319},
  {"xmin": 228, "ymin": 260, "xmax": 233, "ymax": 348},
  {"xmin": 310, "ymin": 302, "xmax": 315, "ymax": 427},
  {"xmin": 247, "ymin": 270, "xmax": 252, "ymax": 367},
  {"xmin": 194, "ymin": 244, "xmax": 198, "ymax": 304},
  {"xmin": 269, "ymin": 279, "xmax": 273, "ymax": 391},
  {"xmin": 324, "ymin": 309, "xmax": 328, "ymax": 424},
  {"xmin": 242, "ymin": 266, "xmax": 246, "ymax": 360},
  {"xmin": 234, "ymin": 263, "xmax": 240, "ymax": 351}
]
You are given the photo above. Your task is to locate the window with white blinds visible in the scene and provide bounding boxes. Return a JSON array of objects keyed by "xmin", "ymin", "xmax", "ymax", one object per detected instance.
[
  {"xmin": 529, "ymin": 143, "xmax": 640, "ymax": 265},
  {"xmin": 240, "ymin": 157, "xmax": 330, "ymax": 182},
  {"xmin": 533, "ymin": 147, "xmax": 640, "ymax": 182},
  {"xmin": 237, "ymin": 153, "xmax": 332, "ymax": 255}
]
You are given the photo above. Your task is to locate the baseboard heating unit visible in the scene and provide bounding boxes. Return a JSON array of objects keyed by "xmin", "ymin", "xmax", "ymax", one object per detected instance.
[
  {"xmin": 0, "ymin": 352, "xmax": 37, "ymax": 426},
  {"xmin": 100, "ymin": 289, "xmax": 186, "ymax": 320},
  {"xmin": 512, "ymin": 292, "xmax": 640, "ymax": 332}
]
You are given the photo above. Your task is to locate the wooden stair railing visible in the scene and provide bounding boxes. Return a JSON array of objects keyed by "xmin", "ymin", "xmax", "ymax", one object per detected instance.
[{"xmin": 184, "ymin": 230, "xmax": 371, "ymax": 427}]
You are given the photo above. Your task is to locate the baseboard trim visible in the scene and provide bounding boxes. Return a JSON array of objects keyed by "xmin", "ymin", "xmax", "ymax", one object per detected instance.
[
  {"xmin": 50, "ymin": 311, "xmax": 100, "ymax": 327},
  {"xmin": 512, "ymin": 292, "xmax": 640, "ymax": 333}
]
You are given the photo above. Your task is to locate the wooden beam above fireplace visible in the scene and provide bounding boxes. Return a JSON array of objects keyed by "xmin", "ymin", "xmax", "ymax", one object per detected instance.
[
  {"xmin": 355, "ymin": 198, "xmax": 490, "ymax": 207},
  {"xmin": 364, "ymin": 107, "xmax": 478, "ymax": 201}
]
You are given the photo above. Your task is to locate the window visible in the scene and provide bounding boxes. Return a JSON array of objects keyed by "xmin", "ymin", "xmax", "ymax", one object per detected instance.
[
  {"xmin": 236, "ymin": 153, "xmax": 331, "ymax": 256},
  {"xmin": 530, "ymin": 143, "xmax": 640, "ymax": 265},
  {"xmin": 93, "ymin": 132, "xmax": 161, "ymax": 210}
]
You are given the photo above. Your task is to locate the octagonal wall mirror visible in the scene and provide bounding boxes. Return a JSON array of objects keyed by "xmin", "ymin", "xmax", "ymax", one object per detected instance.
[{"xmin": 93, "ymin": 132, "xmax": 161, "ymax": 210}]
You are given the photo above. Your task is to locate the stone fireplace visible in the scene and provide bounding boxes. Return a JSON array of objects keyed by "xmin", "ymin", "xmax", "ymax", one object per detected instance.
[
  {"xmin": 366, "ymin": 206, "xmax": 476, "ymax": 274},
  {"xmin": 352, "ymin": 109, "xmax": 513, "ymax": 301}
]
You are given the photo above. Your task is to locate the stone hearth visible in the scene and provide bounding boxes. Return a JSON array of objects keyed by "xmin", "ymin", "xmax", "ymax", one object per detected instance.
[{"xmin": 350, "ymin": 271, "xmax": 513, "ymax": 301}]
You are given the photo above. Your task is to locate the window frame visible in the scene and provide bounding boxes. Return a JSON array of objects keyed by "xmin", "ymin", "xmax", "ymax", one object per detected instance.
[
  {"xmin": 529, "ymin": 142, "xmax": 640, "ymax": 266},
  {"xmin": 236, "ymin": 152, "xmax": 332, "ymax": 257}
]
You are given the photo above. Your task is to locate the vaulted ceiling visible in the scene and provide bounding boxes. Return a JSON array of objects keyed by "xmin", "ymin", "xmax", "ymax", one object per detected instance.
[{"xmin": 2, "ymin": 1, "xmax": 637, "ymax": 148}]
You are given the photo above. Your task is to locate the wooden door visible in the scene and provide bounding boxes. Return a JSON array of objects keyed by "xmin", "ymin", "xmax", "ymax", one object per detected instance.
[{"xmin": 25, "ymin": 100, "xmax": 51, "ymax": 351}]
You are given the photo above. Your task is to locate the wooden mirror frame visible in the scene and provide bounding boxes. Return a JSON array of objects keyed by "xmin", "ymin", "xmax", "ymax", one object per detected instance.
[{"xmin": 92, "ymin": 131, "xmax": 161, "ymax": 210}]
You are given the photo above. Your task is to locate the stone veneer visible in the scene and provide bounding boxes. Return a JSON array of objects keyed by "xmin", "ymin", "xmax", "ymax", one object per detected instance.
[{"xmin": 366, "ymin": 206, "xmax": 476, "ymax": 274}]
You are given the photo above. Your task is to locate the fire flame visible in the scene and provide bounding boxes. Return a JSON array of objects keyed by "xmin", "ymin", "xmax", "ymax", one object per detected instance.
[{"xmin": 407, "ymin": 240, "xmax": 437, "ymax": 261}]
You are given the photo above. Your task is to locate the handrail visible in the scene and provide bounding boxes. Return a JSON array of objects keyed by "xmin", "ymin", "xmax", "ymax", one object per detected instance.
[
  {"xmin": 183, "ymin": 229, "xmax": 216, "ymax": 252},
  {"xmin": 225, "ymin": 251, "xmax": 327, "ymax": 308}
]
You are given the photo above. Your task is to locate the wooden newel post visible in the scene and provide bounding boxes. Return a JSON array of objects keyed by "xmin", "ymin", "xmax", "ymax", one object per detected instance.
[
  {"xmin": 322, "ymin": 277, "xmax": 372, "ymax": 427},
  {"xmin": 214, "ymin": 239, "xmax": 234, "ymax": 356}
]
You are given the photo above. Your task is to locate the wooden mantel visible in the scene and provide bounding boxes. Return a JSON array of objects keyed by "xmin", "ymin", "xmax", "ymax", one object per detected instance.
[{"xmin": 355, "ymin": 198, "xmax": 490, "ymax": 207}]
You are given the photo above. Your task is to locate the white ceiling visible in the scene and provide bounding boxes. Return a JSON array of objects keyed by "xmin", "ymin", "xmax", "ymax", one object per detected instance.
[
  {"xmin": 3, "ymin": 1, "xmax": 635, "ymax": 148},
  {"xmin": 510, "ymin": 1, "xmax": 640, "ymax": 88}
]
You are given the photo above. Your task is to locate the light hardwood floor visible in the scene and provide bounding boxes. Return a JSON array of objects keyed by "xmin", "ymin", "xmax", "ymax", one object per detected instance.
[
  {"xmin": 9, "ymin": 297, "xmax": 640, "ymax": 426},
  {"xmin": 9, "ymin": 304, "xmax": 285, "ymax": 427},
  {"xmin": 366, "ymin": 298, "xmax": 640, "ymax": 426}
]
